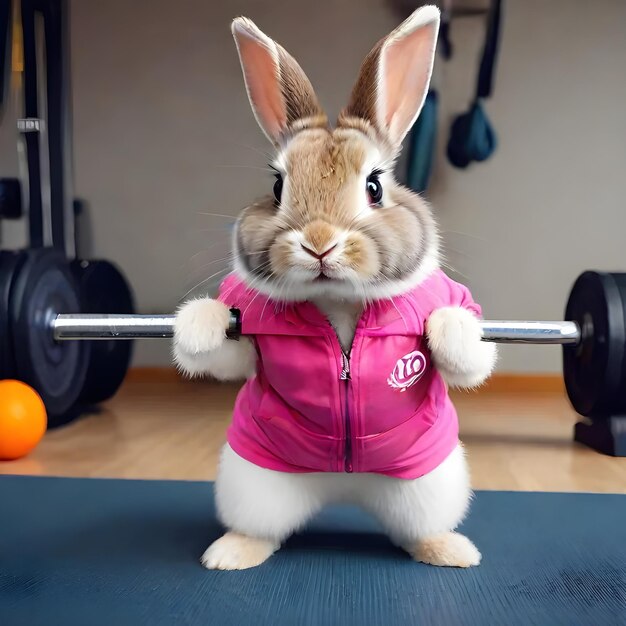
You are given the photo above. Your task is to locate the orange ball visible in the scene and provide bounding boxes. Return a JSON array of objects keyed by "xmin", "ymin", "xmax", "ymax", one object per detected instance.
[{"xmin": 0, "ymin": 380, "xmax": 47, "ymax": 460}]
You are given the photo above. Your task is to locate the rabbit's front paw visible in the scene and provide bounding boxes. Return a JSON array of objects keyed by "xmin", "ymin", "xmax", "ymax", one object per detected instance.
[
  {"xmin": 174, "ymin": 298, "xmax": 230, "ymax": 358},
  {"xmin": 427, "ymin": 306, "xmax": 497, "ymax": 389}
]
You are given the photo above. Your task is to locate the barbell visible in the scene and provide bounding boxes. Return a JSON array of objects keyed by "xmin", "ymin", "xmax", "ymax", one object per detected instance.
[
  {"xmin": 47, "ymin": 270, "xmax": 626, "ymax": 427},
  {"xmin": 51, "ymin": 313, "xmax": 579, "ymax": 344},
  {"xmin": 49, "ymin": 275, "xmax": 626, "ymax": 457},
  {"xmin": 2, "ymin": 247, "xmax": 625, "ymax": 454}
]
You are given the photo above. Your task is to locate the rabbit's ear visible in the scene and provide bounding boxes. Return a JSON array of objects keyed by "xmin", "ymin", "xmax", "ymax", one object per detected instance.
[
  {"xmin": 232, "ymin": 17, "xmax": 326, "ymax": 145},
  {"xmin": 343, "ymin": 5, "xmax": 439, "ymax": 147}
]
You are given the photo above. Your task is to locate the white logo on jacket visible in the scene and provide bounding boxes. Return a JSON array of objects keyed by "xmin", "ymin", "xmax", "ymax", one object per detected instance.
[{"xmin": 387, "ymin": 350, "xmax": 427, "ymax": 391}]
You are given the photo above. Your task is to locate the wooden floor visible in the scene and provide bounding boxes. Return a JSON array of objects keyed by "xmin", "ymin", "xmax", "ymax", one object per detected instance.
[{"xmin": 1, "ymin": 377, "xmax": 625, "ymax": 493}]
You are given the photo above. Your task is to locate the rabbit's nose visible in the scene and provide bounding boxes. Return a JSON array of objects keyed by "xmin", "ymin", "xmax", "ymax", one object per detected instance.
[{"xmin": 301, "ymin": 243, "xmax": 338, "ymax": 260}]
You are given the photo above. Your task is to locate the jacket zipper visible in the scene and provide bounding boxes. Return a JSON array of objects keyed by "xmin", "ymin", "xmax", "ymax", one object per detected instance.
[
  {"xmin": 327, "ymin": 320, "xmax": 354, "ymax": 473},
  {"xmin": 340, "ymin": 351, "xmax": 353, "ymax": 473}
]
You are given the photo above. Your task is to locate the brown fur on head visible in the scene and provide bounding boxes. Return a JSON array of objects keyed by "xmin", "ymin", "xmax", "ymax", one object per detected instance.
[{"xmin": 231, "ymin": 7, "xmax": 440, "ymax": 302}]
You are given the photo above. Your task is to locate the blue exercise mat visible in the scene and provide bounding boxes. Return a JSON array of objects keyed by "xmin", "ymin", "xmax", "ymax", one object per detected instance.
[{"xmin": 0, "ymin": 476, "xmax": 624, "ymax": 626}]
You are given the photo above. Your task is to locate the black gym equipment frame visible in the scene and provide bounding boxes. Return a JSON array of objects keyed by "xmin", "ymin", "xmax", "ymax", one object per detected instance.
[
  {"xmin": 21, "ymin": 0, "xmax": 74, "ymax": 255},
  {"xmin": 1, "ymin": 0, "xmax": 135, "ymax": 424}
]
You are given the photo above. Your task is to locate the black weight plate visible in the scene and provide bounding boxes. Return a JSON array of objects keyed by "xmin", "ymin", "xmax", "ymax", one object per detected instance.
[
  {"xmin": 10, "ymin": 249, "xmax": 88, "ymax": 419},
  {"xmin": 610, "ymin": 273, "xmax": 626, "ymax": 413},
  {"xmin": 0, "ymin": 250, "xmax": 26, "ymax": 379},
  {"xmin": 563, "ymin": 271, "xmax": 626, "ymax": 417},
  {"xmin": 71, "ymin": 259, "xmax": 135, "ymax": 404}
]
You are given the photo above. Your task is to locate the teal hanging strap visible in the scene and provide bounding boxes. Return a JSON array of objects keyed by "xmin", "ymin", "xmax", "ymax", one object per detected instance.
[{"xmin": 406, "ymin": 90, "xmax": 438, "ymax": 194}]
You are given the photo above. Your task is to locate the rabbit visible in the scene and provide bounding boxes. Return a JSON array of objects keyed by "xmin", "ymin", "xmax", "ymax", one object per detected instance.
[{"xmin": 173, "ymin": 5, "xmax": 497, "ymax": 571}]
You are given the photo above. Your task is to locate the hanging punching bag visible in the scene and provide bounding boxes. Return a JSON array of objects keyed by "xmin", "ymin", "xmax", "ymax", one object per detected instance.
[{"xmin": 447, "ymin": 0, "xmax": 503, "ymax": 169}]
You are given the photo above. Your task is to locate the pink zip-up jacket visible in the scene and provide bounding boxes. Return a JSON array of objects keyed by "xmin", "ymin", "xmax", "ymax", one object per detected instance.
[{"xmin": 217, "ymin": 270, "xmax": 481, "ymax": 479}]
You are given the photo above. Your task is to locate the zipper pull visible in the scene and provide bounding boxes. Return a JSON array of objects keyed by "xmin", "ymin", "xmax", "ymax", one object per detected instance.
[{"xmin": 340, "ymin": 352, "xmax": 351, "ymax": 380}]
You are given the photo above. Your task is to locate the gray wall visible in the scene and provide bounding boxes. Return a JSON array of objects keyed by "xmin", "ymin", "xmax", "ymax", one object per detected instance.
[{"xmin": 2, "ymin": 0, "xmax": 625, "ymax": 372}]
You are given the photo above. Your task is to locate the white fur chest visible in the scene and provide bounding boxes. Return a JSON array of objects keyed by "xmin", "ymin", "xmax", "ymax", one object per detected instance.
[{"xmin": 311, "ymin": 298, "xmax": 363, "ymax": 353}]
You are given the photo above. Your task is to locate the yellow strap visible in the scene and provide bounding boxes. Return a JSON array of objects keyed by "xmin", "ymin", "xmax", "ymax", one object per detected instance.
[{"xmin": 11, "ymin": 0, "xmax": 23, "ymax": 74}]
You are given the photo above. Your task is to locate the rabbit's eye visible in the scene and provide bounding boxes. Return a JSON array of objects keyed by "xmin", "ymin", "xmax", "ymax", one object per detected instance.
[
  {"xmin": 273, "ymin": 174, "xmax": 283, "ymax": 206},
  {"xmin": 366, "ymin": 171, "xmax": 383, "ymax": 206}
]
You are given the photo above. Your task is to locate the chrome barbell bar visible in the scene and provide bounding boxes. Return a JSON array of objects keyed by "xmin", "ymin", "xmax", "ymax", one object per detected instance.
[{"xmin": 52, "ymin": 313, "xmax": 581, "ymax": 345}]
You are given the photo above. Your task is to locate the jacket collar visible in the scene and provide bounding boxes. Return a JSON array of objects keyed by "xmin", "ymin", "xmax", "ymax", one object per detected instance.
[{"xmin": 239, "ymin": 290, "xmax": 419, "ymax": 337}]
